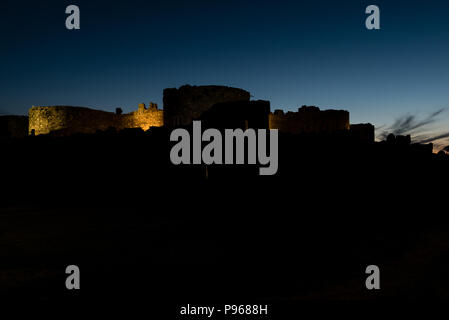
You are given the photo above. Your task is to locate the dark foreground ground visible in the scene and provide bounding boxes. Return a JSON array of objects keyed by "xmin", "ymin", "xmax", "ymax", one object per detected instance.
[
  {"xmin": 1, "ymin": 205, "xmax": 448, "ymax": 300},
  {"xmin": 1, "ymin": 130, "xmax": 448, "ymax": 314}
]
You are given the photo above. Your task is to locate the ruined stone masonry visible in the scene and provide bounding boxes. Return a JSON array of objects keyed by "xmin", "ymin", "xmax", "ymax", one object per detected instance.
[
  {"xmin": 163, "ymin": 85, "xmax": 251, "ymax": 127},
  {"xmin": 28, "ymin": 103, "xmax": 163, "ymax": 136},
  {"xmin": 349, "ymin": 123, "xmax": 375, "ymax": 143},
  {"xmin": 269, "ymin": 106, "xmax": 350, "ymax": 134},
  {"xmin": 1, "ymin": 85, "xmax": 374, "ymax": 141}
]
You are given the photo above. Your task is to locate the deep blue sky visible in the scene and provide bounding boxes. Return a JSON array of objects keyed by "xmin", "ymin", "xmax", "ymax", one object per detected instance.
[{"xmin": 1, "ymin": 0, "xmax": 449, "ymax": 147}]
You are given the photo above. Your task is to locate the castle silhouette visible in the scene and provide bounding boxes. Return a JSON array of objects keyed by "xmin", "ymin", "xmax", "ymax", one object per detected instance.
[
  {"xmin": 1, "ymin": 85, "xmax": 374, "ymax": 142},
  {"xmin": 1, "ymin": 85, "xmax": 448, "ymax": 303}
]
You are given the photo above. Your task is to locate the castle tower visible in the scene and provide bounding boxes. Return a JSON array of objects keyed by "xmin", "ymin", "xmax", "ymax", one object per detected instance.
[
  {"xmin": 163, "ymin": 85, "xmax": 250, "ymax": 127},
  {"xmin": 138, "ymin": 103, "xmax": 146, "ymax": 113}
]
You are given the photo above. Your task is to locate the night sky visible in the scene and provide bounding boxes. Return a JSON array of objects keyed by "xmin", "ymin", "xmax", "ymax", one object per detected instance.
[{"xmin": 1, "ymin": 0, "xmax": 449, "ymax": 148}]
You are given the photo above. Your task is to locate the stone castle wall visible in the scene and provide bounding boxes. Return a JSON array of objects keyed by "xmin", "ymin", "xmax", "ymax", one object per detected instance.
[
  {"xmin": 349, "ymin": 123, "xmax": 375, "ymax": 143},
  {"xmin": 25, "ymin": 86, "xmax": 368, "ymax": 140},
  {"xmin": 29, "ymin": 104, "xmax": 163, "ymax": 136},
  {"xmin": 120, "ymin": 103, "xmax": 164, "ymax": 131},
  {"xmin": 200, "ymin": 100, "xmax": 270, "ymax": 129},
  {"xmin": 28, "ymin": 103, "xmax": 354, "ymax": 137},
  {"xmin": 269, "ymin": 106, "xmax": 350, "ymax": 134},
  {"xmin": 163, "ymin": 85, "xmax": 250, "ymax": 127}
]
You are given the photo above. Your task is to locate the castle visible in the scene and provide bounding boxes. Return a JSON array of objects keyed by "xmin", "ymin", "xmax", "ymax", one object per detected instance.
[
  {"xmin": 28, "ymin": 102, "xmax": 163, "ymax": 136},
  {"xmin": 1, "ymin": 85, "xmax": 374, "ymax": 141}
]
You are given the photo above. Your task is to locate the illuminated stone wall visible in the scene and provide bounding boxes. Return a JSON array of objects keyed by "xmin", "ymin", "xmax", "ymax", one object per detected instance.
[
  {"xmin": 126, "ymin": 103, "xmax": 164, "ymax": 131},
  {"xmin": 27, "ymin": 87, "xmax": 358, "ymax": 139},
  {"xmin": 28, "ymin": 103, "xmax": 163, "ymax": 136},
  {"xmin": 28, "ymin": 103, "xmax": 352, "ymax": 137},
  {"xmin": 269, "ymin": 106, "xmax": 350, "ymax": 134}
]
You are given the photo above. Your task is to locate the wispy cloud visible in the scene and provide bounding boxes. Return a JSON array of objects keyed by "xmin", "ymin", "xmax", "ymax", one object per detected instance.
[
  {"xmin": 414, "ymin": 132, "xmax": 449, "ymax": 144},
  {"xmin": 377, "ymin": 108, "xmax": 449, "ymax": 151},
  {"xmin": 378, "ymin": 108, "xmax": 446, "ymax": 139}
]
